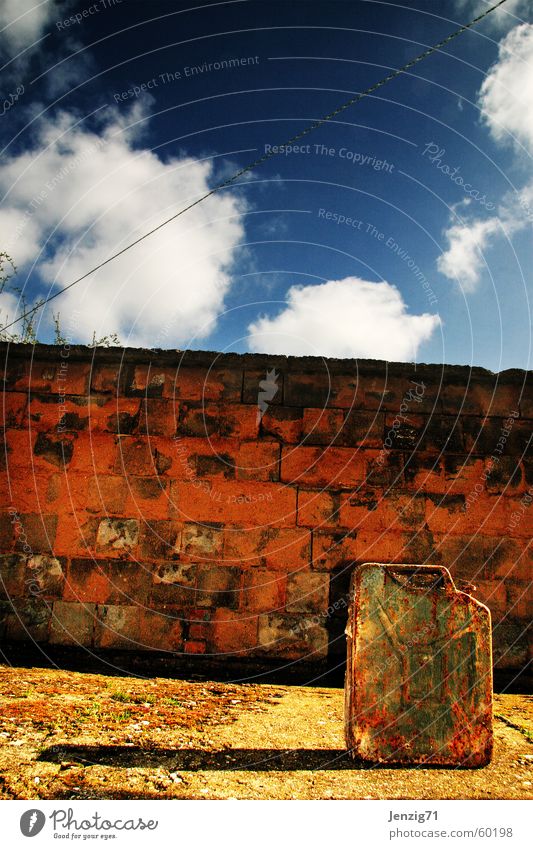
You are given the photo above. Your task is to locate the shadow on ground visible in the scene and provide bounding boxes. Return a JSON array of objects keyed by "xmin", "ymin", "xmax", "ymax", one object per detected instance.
[{"xmin": 37, "ymin": 745, "xmax": 475, "ymax": 771}]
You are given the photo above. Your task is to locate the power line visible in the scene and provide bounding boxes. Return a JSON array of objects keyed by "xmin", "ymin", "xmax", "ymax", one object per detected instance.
[{"xmin": 0, "ymin": 0, "xmax": 510, "ymax": 335}]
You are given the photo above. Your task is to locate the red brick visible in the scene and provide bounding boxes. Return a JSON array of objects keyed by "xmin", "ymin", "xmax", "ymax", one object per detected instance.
[
  {"xmin": 223, "ymin": 527, "xmax": 310, "ymax": 570},
  {"xmin": 342, "ymin": 410, "xmax": 385, "ymax": 448},
  {"xmin": 4, "ymin": 473, "xmax": 55, "ymax": 513},
  {"xmin": 139, "ymin": 608, "xmax": 183, "ymax": 651},
  {"xmin": 150, "ymin": 562, "xmax": 197, "ymax": 606},
  {"xmin": 243, "ymin": 368, "xmax": 283, "ymax": 405},
  {"xmin": 2, "ymin": 392, "xmax": 27, "ymax": 427},
  {"xmin": 237, "ymin": 441, "xmax": 280, "ymax": 481},
  {"xmin": 94, "ymin": 604, "xmax": 140, "ymax": 649},
  {"xmin": 67, "ymin": 433, "xmax": 117, "ymax": 474},
  {"xmin": 127, "ymin": 364, "xmax": 175, "ymax": 397},
  {"xmin": 209, "ymin": 608, "xmax": 258, "ymax": 655},
  {"xmin": 139, "ymin": 520, "xmax": 181, "ymax": 559},
  {"xmin": 260, "ymin": 406, "xmax": 302, "ymax": 443},
  {"xmin": 90, "ymin": 364, "xmax": 123, "ymax": 394},
  {"xmin": 0, "ymin": 553, "xmax": 26, "ymax": 598},
  {"xmin": 96, "ymin": 518, "xmax": 139, "ymax": 555},
  {"xmin": 53, "ymin": 513, "xmax": 99, "ymax": 558},
  {"xmin": 197, "ymin": 566, "xmax": 241, "ymax": 609},
  {"xmin": 184, "ymin": 640, "xmax": 206, "ymax": 654},
  {"xmin": 301, "ymin": 407, "xmax": 345, "ymax": 445},
  {"xmin": 86, "ymin": 475, "xmax": 129, "ymax": 514},
  {"xmin": 281, "ymin": 446, "xmax": 365, "ymax": 487},
  {"xmin": 180, "ymin": 522, "xmax": 223, "ymax": 560},
  {"xmin": 64, "ymin": 557, "xmax": 149, "ymax": 604},
  {"xmin": 16, "ymin": 360, "xmax": 90, "ymax": 395},
  {"xmin": 50, "ymin": 601, "xmax": 96, "ymax": 646},
  {"xmin": 241, "ymin": 570, "xmax": 286, "ymax": 613},
  {"xmin": 174, "ymin": 365, "xmax": 242, "ymax": 402},
  {"xmin": 311, "ymin": 530, "xmax": 358, "ymax": 571},
  {"xmin": 125, "ymin": 477, "xmax": 169, "ymax": 520},
  {"xmin": 178, "ymin": 403, "xmax": 258, "ymax": 440},
  {"xmin": 297, "ymin": 489, "xmax": 341, "ymax": 528},
  {"xmin": 171, "ymin": 481, "xmax": 297, "ymax": 528},
  {"xmin": 114, "ymin": 436, "xmax": 173, "ymax": 477},
  {"xmin": 136, "ymin": 398, "xmax": 178, "ymax": 437},
  {"xmin": 286, "ymin": 571, "xmax": 329, "ymax": 613},
  {"xmin": 339, "ymin": 491, "xmax": 426, "ymax": 533}
]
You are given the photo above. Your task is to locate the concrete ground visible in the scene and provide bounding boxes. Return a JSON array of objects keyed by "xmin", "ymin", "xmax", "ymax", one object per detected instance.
[{"xmin": 0, "ymin": 665, "xmax": 531, "ymax": 800}]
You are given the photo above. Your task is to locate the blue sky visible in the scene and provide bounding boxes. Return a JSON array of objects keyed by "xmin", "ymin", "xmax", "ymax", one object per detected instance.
[{"xmin": 0, "ymin": 0, "xmax": 531, "ymax": 370}]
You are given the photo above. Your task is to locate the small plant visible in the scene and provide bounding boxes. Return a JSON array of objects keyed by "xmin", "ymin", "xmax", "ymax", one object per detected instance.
[{"xmin": 1, "ymin": 250, "xmax": 122, "ymax": 346}]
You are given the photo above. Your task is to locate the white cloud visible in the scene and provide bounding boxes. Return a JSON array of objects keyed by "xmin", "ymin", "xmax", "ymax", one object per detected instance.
[
  {"xmin": 247, "ymin": 277, "xmax": 440, "ymax": 360},
  {"xmin": 0, "ymin": 106, "xmax": 246, "ymax": 346},
  {"xmin": 0, "ymin": 0, "xmax": 55, "ymax": 50},
  {"xmin": 454, "ymin": 1, "xmax": 531, "ymax": 32},
  {"xmin": 478, "ymin": 23, "xmax": 533, "ymax": 150},
  {"xmin": 437, "ymin": 217, "xmax": 502, "ymax": 291}
]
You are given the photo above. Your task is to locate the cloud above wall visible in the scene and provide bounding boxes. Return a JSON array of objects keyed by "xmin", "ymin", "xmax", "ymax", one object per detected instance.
[
  {"xmin": 0, "ymin": 105, "xmax": 246, "ymax": 346},
  {"xmin": 247, "ymin": 277, "xmax": 441, "ymax": 360},
  {"xmin": 438, "ymin": 21, "xmax": 533, "ymax": 292}
]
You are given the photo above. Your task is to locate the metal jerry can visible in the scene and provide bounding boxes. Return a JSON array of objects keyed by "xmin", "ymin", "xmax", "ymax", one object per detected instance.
[{"xmin": 344, "ymin": 563, "xmax": 493, "ymax": 766}]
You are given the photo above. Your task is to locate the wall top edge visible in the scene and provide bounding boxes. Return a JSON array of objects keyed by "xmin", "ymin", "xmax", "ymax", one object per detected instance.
[{"xmin": 0, "ymin": 342, "xmax": 530, "ymax": 383}]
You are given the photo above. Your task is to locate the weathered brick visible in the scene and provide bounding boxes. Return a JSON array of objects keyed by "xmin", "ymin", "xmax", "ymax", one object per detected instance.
[
  {"xmin": 150, "ymin": 562, "xmax": 197, "ymax": 606},
  {"xmin": 96, "ymin": 518, "xmax": 139, "ymax": 553},
  {"xmin": 341, "ymin": 410, "xmax": 384, "ymax": 448},
  {"xmin": 286, "ymin": 571, "xmax": 329, "ymax": 613},
  {"xmin": 68, "ymin": 433, "xmax": 117, "ymax": 474},
  {"xmin": 281, "ymin": 446, "xmax": 365, "ymax": 488},
  {"xmin": 180, "ymin": 522, "xmax": 223, "ymax": 560},
  {"xmin": 492, "ymin": 616, "xmax": 530, "ymax": 669},
  {"xmin": 297, "ymin": 489, "xmax": 341, "ymax": 528},
  {"xmin": 139, "ymin": 520, "xmax": 180, "ymax": 559},
  {"xmin": 171, "ymin": 481, "xmax": 297, "ymax": 528},
  {"xmin": 114, "ymin": 437, "xmax": 173, "ymax": 477},
  {"xmin": 33, "ymin": 431, "xmax": 75, "ymax": 467},
  {"xmin": 0, "ymin": 553, "xmax": 26, "ymax": 598},
  {"xmin": 364, "ymin": 450, "xmax": 405, "ymax": 488},
  {"xmin": 50, "ymin": 601, "xmax": 96, "ymax": 646},
  {"xmin": 223, "ymin": 527, "xmax": 310, "ymax": 570},
  {"xmin": 90, "ymin": 364, "xmax": 123, "ymax": 394},
  {"xmin": 175, "ymin": 365, "xmax": 242, "ymax": 403},
  {"xmin": 311, "ymin": 530, "xmax": 358, "ymax": 572},
  {"xmin": 64, "ymin": 558, "xmax": 149, "ymax": 604},
  {"xmin": 94, "ymin": 604, "xmax": 140, "ymax": 649},
  {"xmin": 86, "ymin": 475, "xmax": 129, "ymax": 514},
  {"xmin": 197, "ymin": 566, "xmax": 241, "ymax": 609},
  {"xmin": 257, "ymin": 612, "xmax": 328, "ymax": 659},
  {"xmin": 14, "ymin": 513, "xmax": 57, "ymax": 554},
  {"xmin": 139, "ymin": 608, "xmax": 183, "ymax": 651},
  {"xmin": 301, "ymin": 408, "xmax": 345, "ymax": 446},
  {"xmin": 210, "ymin": 608, "xmax": 258, "ymax": 655},
  {"xmin": 243, "ymin": 368, "xmax": 283, "ymax": 406},
  {"xmin": 2, "ymin": 392, "xmax": 27, "ymax": 427},
  {"xmin": 260, "ymin": 406, "xmax": 302, "ymax": 443},
  {"xmin": 484, "ymin": 457, "xmax": 524, "ymax": 494},
  {"xmin": 5, "ymin": 598, "xmax": 51, "ymax": 642},
  {"xmin": 25, "ymin": 555, "xmax": 65, "ymax": 598},
  {"xmin": 53, "ymin": 514, "xmax": 99, "ymax": 558},
  {"xmin": 136, "ymin": 398, "xmax": 178, "ymax": 437},
  {"xmin": 241, "ymin": 570, "xmax": 286, "ymax": 613},
  {"xmin": 237, "ymin": 441, "xmax": 279, "ymax": 481},
  {"xmin": 126, "ymin": 364, "xmax": 174, "ymax": 397}
]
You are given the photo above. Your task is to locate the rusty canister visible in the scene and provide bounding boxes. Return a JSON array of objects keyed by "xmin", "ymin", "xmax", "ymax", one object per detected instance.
[{"xmin": 344, "ymin": 563, "xmax": 493, "ymax": 766}]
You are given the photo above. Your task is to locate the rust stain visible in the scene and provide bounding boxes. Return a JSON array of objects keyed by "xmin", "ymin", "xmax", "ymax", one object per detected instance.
[{"xmin": 345, "ymin": 563, "xmax": 493, "ymax": 766}]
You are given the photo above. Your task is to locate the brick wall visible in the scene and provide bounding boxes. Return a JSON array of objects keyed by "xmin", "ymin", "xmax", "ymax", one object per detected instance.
[{"xmin": 1, "ymin": 343, "xmax": 531, "ymax": 671}]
